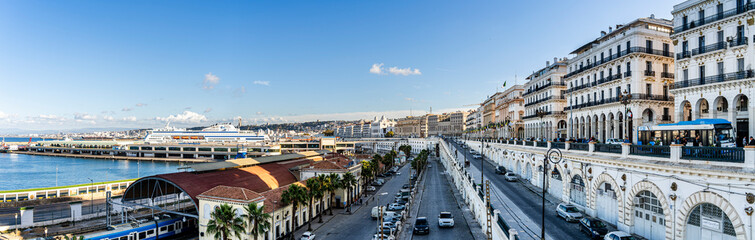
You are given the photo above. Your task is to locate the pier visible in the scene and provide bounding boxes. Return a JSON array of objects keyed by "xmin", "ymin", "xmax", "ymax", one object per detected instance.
[{"xmin": 15, "ymin": 151, "xmax": 215, "ymax": 163}]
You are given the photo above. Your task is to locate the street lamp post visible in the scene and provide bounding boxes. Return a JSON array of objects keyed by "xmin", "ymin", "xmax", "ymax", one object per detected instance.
[
  {"xmin": 620, "ymin": 90, "xmax": 632, "ymax": 143},
  {"xmin": 376, "ymin": 192, "xmax": 388, "ymax": 240},
  {"xmin": 541, "ymin": 147, "xmax": 564, "ymax": 240}
]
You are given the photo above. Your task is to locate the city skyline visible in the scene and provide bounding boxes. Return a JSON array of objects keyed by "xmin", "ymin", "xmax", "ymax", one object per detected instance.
[{"xmin": 0, "ymin": 0, "xmax": 676, "ymax": 130}]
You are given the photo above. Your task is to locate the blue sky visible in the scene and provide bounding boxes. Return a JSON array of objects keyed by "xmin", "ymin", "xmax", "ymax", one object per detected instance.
[{"xmin": 0, "ymin": 0, "xmax": 677, "ymax": 130}]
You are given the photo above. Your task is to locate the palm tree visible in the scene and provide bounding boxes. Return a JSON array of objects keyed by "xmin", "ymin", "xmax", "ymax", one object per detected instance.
[
  {"xmin": 316, "ymin": 174, "xmax": 329, "ymax": 222},
  {"xmin": 207, "ymin": 204, "xmax": 245, "ymax": 240},
  {"xmin": 326, "ymin": 173, "xmax": 342, "ymax": 215},
  {"xmin": 360, "ymin": 160, "xmax": 373, "ymax": 195},
  {"xmin": 242, "ymin": 202, "xmax": 271, "ymax": 240},
  {"xmin": 304, "ymin": 177, "xmax": 322, "ymax": 230},
  {"xmin": 281, "ymin": 184, "xmax": 307, "ymax": 239},
  {"xmin": 342, "ymin": 172, "xmax": 357, "ymax": 210}
]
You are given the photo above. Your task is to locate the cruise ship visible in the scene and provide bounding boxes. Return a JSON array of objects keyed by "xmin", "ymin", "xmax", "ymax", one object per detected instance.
[{"xmin": 144, "ymin": 123, "xmax": 269, "ymax": 144}]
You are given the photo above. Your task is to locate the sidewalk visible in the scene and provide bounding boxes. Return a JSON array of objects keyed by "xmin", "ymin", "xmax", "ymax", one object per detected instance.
[{"xmin": 292, "ymin": 197, "xmax": 370, "ymax": 239}]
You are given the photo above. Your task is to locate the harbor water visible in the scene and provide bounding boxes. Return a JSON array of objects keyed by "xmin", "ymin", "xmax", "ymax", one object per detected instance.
[{"xmin": 0, "ymin": 153, "xmax": 182, "ymax": 191}]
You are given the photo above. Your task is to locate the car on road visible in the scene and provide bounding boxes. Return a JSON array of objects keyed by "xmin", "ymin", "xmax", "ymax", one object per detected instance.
[
  {"xmin": 438, "ymin": 212, "xmax": 454, "ymax": 227},
  {"xmin": 393, "ymin": 198, "xmax": 408, "ymax": 205},
  {"xmin": 504, "ymin": 172, "xmax": 518, "ymax": 181},
  {"xmin": 604, "ymin": 231, "xmax": 637, "ymax": 240},
  {"xmin": 413, "ymin": 217, "xmax": 430, "ymax": 234},
  {"xmin": 605, "ymin": 138, "xmax": 623, "ymax": 145},
  {"xmin": 556, "ymin": 203, "xmax": 583, "ymax": 222},
  {"xmin": 388, "ymin": 203, "xmax": 406, "ymax": 211},
  {"xmin": 381, "ymin": 222, "xmax": 397, "ymax": 233},
  {"xmin": 300, "ymin": 231, "xmax": 315, "ymax": 240},
  {"xmin": 580, "ymin": 217, "xmax": 608, "ymax": 239},
  {"xmin": 401, "ymin": 184, "xmax": 410, "ymax": 190},
  {"xmin": 366, "ymin": 186, "xmax": 376, "ymax": 192},
  {"xmin": 371, "ymin": 206, "xmax": 386, "ymax": 219},
  {"xmin": 472, "ymin": 154, "xmax": 482, "ymax": 159},
  {"xmin": 372, "ymin": 234, "xmax": 394, "ymax": 240},
  {"xmin": 428, "ymin": 164, "xmax": 432, "ymax": 168},
  {"xmin": 495, "ymin": 166, "xmax": 506, "ymax": 174}
]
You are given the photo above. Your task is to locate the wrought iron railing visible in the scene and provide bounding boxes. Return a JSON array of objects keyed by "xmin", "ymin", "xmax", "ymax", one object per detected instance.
[
  {"xmin": 523, "ymin": 82, "xmax": 566, "ymax": 96},
  {"xmin": 570, "ymin": 143, "xmax": 589, "ymax": 151},
  {"xmin": 673, "ymin": 70, "xmax": 754, "ymax": 89},
  {"xmin": 552, "ymin": 142, "xmax": 565, "ymax": 149},
  {"xmin": 564, "ymin": 47, "xmax": 674, "ymax": 79},
  {"xmin": 681, "ymin": 146, "xmax": 744, "ymax": 163},
  {"xmin": 689, "ymin": 42, "xmax": 727, "ymax": 57},
  {"xmin": 630, "ymin": 145, "xmax": 670, "ymax": 157},
  {"xmin": 674, "ymin": 3, "xmax": 755, "ymax": 34},
  {"xmin": 661, "ymin": 72, "xmax": 674, "ymax": 79},
  {"xmin": 537, "ymin": 141, "xmax": 547, "ymax": 147},
  {"xmin": 595, "ymin": 143, "xmax": 622, "ymax": 153}
]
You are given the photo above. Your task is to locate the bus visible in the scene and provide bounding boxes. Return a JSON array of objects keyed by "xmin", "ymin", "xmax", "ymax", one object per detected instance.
[{"xmin": 637, "ymin": 119, "xmax": 736, "ymax": 147}]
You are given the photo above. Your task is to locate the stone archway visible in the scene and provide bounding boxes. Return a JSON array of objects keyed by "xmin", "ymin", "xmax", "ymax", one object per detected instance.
[
  {"xmin": 625, "ymin": 181, "xmax": 672, "ymax": 240},
  {"xmin": 590, "ymin": 173, "xmax": 622, "ymax": 226},
  {"xmin": 677, "ymin": 191, "xmax": 747, "ymax": 240}
]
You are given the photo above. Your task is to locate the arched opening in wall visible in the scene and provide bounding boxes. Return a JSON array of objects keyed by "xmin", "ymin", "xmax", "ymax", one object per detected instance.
[
  {"xmin": 617, "ymin": 112, "xmax": 624, "ymax": 139},
  {"xmin": 684, "ymin": 203, "xmax": 737, "ymax": 240},
  {"xmin": 697, "ymin": 98, "xmax": 710, "ymax": 119},
  {"xmin": 517, "ymin": 127, "xmax": 524, "ymax": 139},
  {"xmin": 633, "ymin": 190, "xmax": 666, "ymax": 240},
  {"xmin": 557, "ymin": 120, "xmax": 567, "ymax": 140},
  {"xmin": 548, "ymin": 167, "xmax": 563, "ymax": 200},
  {"xmin": 569, "ymin": 175, "xmax": 586, "ymax": 207},
  {"xmin": 642, "ymin": 108, "xmax": 654, "ymax": 124},
  {"xmin": 681, "ymin": 101, "xmax": 692, "ymax": 121},
  {"xmin": 713, "ymin": 96, "xmax": 729, "ymax": 119},
  {"xmin": 734, "ymin": 94, "xmax": 749, "ymax": 147},
  {"xmin": 525, "ymin": 163, "xmax": 532, "ymax": 181},
  {"xmin": 608, "ymin": 113, "xmax": 615, "ymax": 139},
  {"xmin": 595, "ymin": 182, "xmax": 618, "ymax": 226}
]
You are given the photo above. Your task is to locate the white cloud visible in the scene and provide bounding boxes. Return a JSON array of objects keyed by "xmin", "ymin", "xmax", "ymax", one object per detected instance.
[
  {"xmin": 203, "ymin": 72, "xmax": 220, "ymax": 90},
  {"xmin": 103, "ymin": 116, "xmax": 115, "ymax": 121},
  {"xmin": 405, "ymin": 97, "xmax": 416, "ymax": 102},
  {"xmin": 74, "ymin": 113, "xmax": 97, "ymax": 120},
  {"xmin": 388, "ymin": 66, "xmax": 421, "ymax": 76},
  {"xmin": 0, "ymin": 111, "xmax": 9, "ymax": 119},
  {"xmin": 135, "ymin": 103, "xmax": 147, "ymax": 107},
  {"xmin": 370, "ymin": 63, "xmax": 421, "ymax": 76},
  {"xmin": 255, "ymin": 112, "xmax": 263, "ymax": 115},
  {"xmin": 122, "ymin": 107, "xmax": 133, "ymax": 112},
  {"xmin": 233, "ymin": 86, "xmax": 247, "ymax": 97},
  {"xmin": 122, "ymin": 116, "xmax": 137, "ymax": 122},
  {"xmin": 156, "ymin": 111, "xmax": 208, "ymax": 124},
  {"xmin": 369, "ymin": 63, "xmax": 384, "ymax": 74},
  {"xmin": 253, "ymin": 81, "xmax": 270, "ymax": 86},
  {"xmin": 204, "ymin": 108, "xmax": 213, "ymax": 113}
]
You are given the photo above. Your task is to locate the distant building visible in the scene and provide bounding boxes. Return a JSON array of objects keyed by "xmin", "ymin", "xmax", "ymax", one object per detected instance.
[
  {"xmin": 494, "ymin": 85, "xmax": 525, "ymax": 139},
  {"xmin": 523, "ymin": 58, "xmax": 568, "ymax": 140}
]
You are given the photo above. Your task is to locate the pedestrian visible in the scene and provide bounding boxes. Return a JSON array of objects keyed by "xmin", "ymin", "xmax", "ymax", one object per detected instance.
[
  {"xmin": 749, "ymin": 137, "xmax": 755, "ymax": 146},
  {"xmin": 743, "ymin": 136, "xmax": 749, "ymax": 146},
  {"xmin": 693, "ymin": 135, "xmax": 701, "ymax": 147}
]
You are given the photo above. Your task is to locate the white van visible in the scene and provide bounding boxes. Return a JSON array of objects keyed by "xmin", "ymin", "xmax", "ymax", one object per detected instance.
[{"xmin": 371, "ymin": 206, "xmax": 386, "ymax": 219}]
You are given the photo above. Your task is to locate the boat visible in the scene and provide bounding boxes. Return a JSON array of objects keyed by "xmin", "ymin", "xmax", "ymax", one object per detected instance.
[{"xmin": 143, "ymin": 122, "xmax": 269, "ymax": 144}]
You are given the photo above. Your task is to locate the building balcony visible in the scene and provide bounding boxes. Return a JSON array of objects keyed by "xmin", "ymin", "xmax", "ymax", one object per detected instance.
[
  {"xmin": 673, "ymin": 70, "xmax": 754, "ymax": 89},
  {"xmin": 524, "ymin": 96, "xmax": 565, "ymax": 107},
  {"xmin": 523, "ymin": 81, "xmax": 566, "ymax": 96},
  {"xmin": 730, "ymin": 36, "xmax": 749, "ymax": 48},
  {"xmin": 688, "ymin": 42, "xmax": 727, "ymax": 58},
  {"xmin": 674, "ymin": 3, "xmax": 755, "ymax": 34},
  {"xmin": 644, "ymin": 70, "xmax": 655, "ymax": 77},
  {"xmin": 624, "ymin": 71, "xmax": 632, "ymax": 77},
  {"xmin": 661, "ymin": 72, "xmax": 674, "ymax": 79},
  {"xmin": 564, "ymin": 94, "xmax": 673, "ymax": 111},
  {"xmin": 564, "ymin": 47, "xmax": 674, "ymax": 79},
  {"xmin": 522, "ymin": 111, "xmax": 565, "ymax": 120}
]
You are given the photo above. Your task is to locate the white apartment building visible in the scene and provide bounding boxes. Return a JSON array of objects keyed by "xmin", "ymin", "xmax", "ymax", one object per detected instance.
[
  {"xmin": 465, "ymin": 109, "xmax": 481, "ymax": 137},
  {"xmin": 671, "ymin": 0, "xmax": 755, "ymax": 147},
  {"xmin": 523, "ymin": 58, "xmax": 569, "ymax": 140},
  {"xmin": 564, "ymin": 16, "xmax": 676, "ymax": 143},
  {"xmin": 494, "ymin": 85, "xmax": 525, "ymax": 139},
  {"xmin": 370, "ymin": 116, "xmax": 396, "ymax": 138}
]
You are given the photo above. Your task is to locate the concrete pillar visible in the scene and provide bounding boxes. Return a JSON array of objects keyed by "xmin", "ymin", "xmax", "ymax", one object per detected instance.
[
  {"xmin": 613, "ymin": 120, "xmax": 620, "ymax": 139},
  {"xmin": 588, "ymin": 142, "xmax": 595, "ymax": 153},
  {"xmin": 547, "ymin": 141, "xmax": 552, "ymax": 149},
  {"xmin": 670, "ymin": 144, "xmax": 682, "ymax": 161},
  {"xmin": 621, "ymin": 143, "xmax": 630, "ymax": 158},
  {"xmin": 565, "ymin": 141, "xmax": 571, "ymax": 150},
  {"xmin": 745, "ymin": 146, "xmax": 755, "ymax": 169},
  {"xmin": 70, "ymin": 201, "xmax": 82, "ymax": 221},
  {"xmin": 19, "ymin": 207, "xmax": 33, "ymax": 227}
]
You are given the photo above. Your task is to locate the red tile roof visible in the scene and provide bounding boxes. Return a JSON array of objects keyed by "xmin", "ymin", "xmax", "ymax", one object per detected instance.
[
  {"xmin": 198, "ymin": 186, "xmax": 263, "ymax": 203},
  {"xmin": 260, "ymin": 181, "xmax": 307, "ymax": 213}
]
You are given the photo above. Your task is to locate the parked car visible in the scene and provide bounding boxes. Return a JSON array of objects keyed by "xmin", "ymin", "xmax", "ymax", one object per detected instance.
[
  {"xmin": 556, "ymin": 203, "xmax": 583, "ymax": 222},
  {"xmin": 394, "ymin": 198, "xmax": 408, "ymax": 205},
  {"xmin": 504, "ymin": 172, "xmax": 518, "ymax": 182},
  {"xmin": 413, "ymin": 217, "xmax": 430, "ymax": 234},
  {"xmin": 381, "ymin": 222, "xmax": 397, "ymax": 234},
  {"xmin": 495, "ymin": 166, "xmax": 506, "ymax": 174},
  {"xmin": 388, "ymin": 203, "xmax": 406, "ymax": 211},
  {"xmin": 300, "ymin": 231, "xmax": 315, "ymax": 240},
  {"xmin": 372, "ymin": 234, "xmax": 394, "ymax": 240},
  {"xmin": 401, "ymin": 184, "xmax": 410, "ymax": 190},
  {"xmin": 438, "ymin": 212, "xmax": 454, "ymax": 228},
  {"xmin": 604, "ymin": 231, "xmax": 637, "ymax": 240},
  {"xmin": 428, "ymin": 164, "xmax": 432, "ymax": 168},
  {"xmin": 366, "ymin": 186, "xmax": 376, "ymax": 192},
  {"xmin": 472, "ymin": 154, "xmax": 482, "ymax": 159},
  {"xmin": 580, "ymin": 217, "xmax": 608, "ymax": 239},
  {"xmin": 371, "ymin": 206, "xmax": 386, "ymax": 219},
  {"xmin": 605, "ymin": 138, "xmax": 623, "ymax": 145}
]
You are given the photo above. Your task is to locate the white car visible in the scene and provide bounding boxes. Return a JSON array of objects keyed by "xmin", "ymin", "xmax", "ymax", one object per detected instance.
[
  {"xmin": 300, "ymin": 231, "xmax": 315, "ymax": 240},
  {"xmin": 504, "ymin": 172, "xmax": 518, "ymax": 182},
  {"xmin": 438, "ymin": 212, "xmax": 454, "ymax": 227},
  {"xmin": 556, "ymin": 203, "xmax": 583, "ymax": 222},
  {"xmin": 366, "ymin": 186, "xmax": 376, "ymax": 192},
  {"xmin": 604, "ymin": 231, "xmax": 637, "ymax": 240},
  {"xmin": 605, "ymin": 138, "xmax": 623, "ymax": 145},
  {"xmin": 372, "ymin": 234, "xmax": 394, "ymax": 240}
]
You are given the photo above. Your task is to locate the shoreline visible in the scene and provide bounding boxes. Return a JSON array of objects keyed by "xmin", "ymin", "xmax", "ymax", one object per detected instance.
[{"xmin": 9, "ymin": 151, "xmax": 216, "ymax": 163}]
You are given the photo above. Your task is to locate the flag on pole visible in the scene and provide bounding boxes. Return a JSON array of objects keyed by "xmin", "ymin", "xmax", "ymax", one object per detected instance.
[{"xmin": 503, "ymin": 81, "xmax": 507, "ymax": 88}]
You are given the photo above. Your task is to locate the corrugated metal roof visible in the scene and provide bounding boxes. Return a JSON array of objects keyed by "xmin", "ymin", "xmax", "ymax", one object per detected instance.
[{"xmin": 186, "ymin": 150, "xmax": 329, "ymax": 172}]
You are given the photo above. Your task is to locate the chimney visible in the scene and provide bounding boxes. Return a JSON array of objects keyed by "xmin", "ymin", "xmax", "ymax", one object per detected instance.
[
  {"xmin": 554, "ymin": 57, "xmax": 558, "ymax": 64},
  {"xmin": 601, "ymin": 31, "xmax": 607, "ymax": 36},
  {"xmin": 546, "ymin": 61, "xmax": 550, "ymax": 67},
  {"xmin": 609, "ymin": 26, "xmax": 613, "ymax": 33}
]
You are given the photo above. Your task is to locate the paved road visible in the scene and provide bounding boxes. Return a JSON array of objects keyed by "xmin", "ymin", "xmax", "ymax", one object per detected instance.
[
  {"xmin": 313, "ymin": 163, "xmax": 411, "ymax": 239},
  {"xmin": 412, "ymin": 156, "xmax": 473, "ymax": 240},
  {"xmin": 448, "ymin": 139, "xmax": 590, "ymax": 240}
]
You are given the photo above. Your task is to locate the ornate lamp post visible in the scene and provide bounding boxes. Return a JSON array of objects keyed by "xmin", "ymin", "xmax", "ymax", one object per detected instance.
[
  {"xmin": 541, "ymin": 147, "xmax": 563, "ymax": 240},
  {"xmin": 620, "ymin": 90, "xmax": 632, "ymax": 142}
]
